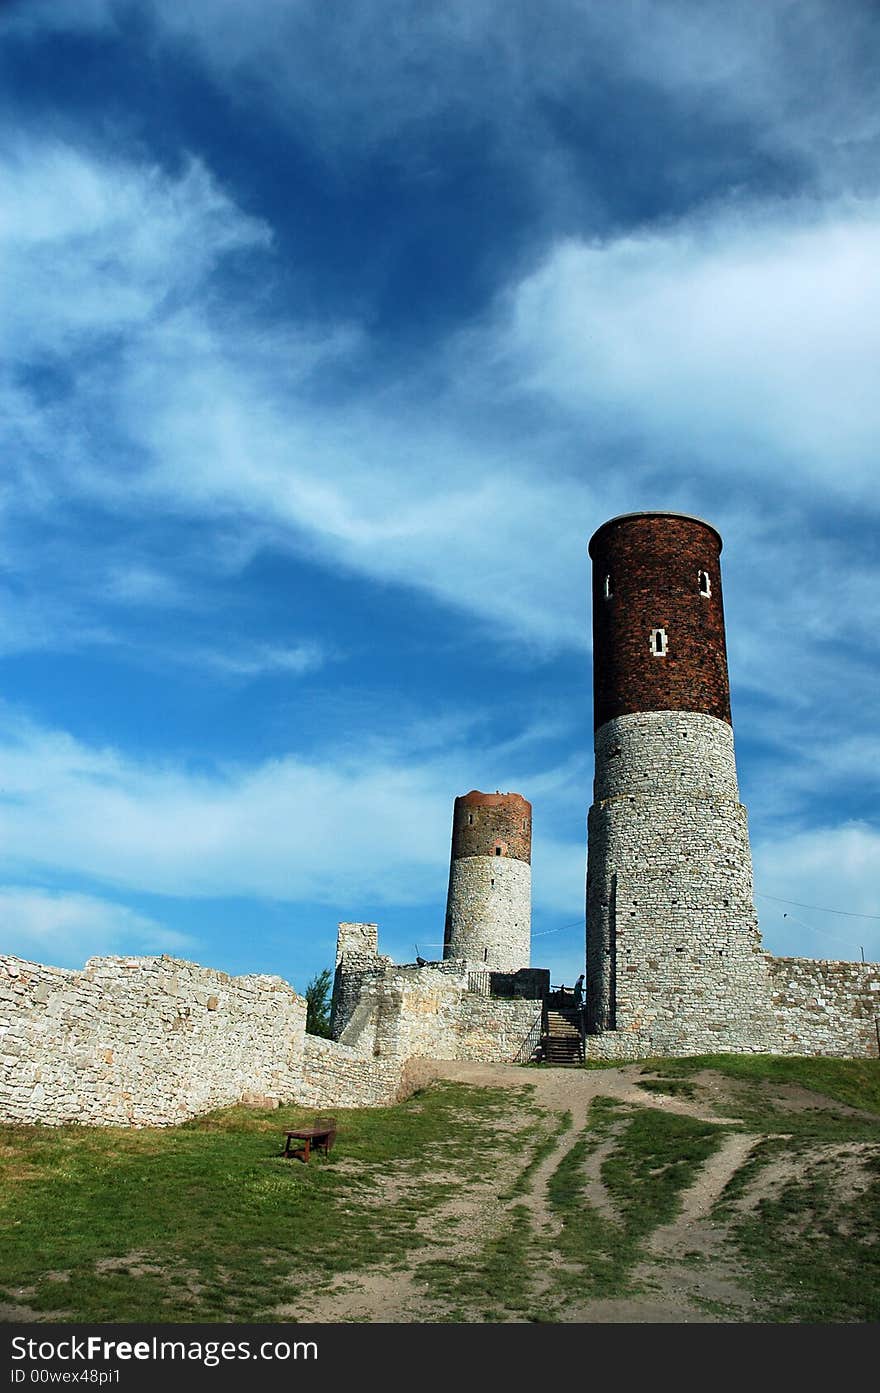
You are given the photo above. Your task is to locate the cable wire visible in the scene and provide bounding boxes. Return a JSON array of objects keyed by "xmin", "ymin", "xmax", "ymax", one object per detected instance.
[{"xmin": 756, "ymin": 892, "xmax": 880, "ymax": 921}]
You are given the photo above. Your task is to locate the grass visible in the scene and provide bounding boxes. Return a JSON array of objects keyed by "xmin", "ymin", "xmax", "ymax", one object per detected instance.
[
  {"xmin": 643, "ymin": 1054, "xmax": 880, "ymax": 1116},
  {"xmin": 0, "ymin": 1081, "xmax": 544, "ymax": 1323},
  {"xmin": 714, "ymin": 1140, "xmax": 880, "ymax": 1322},
  {"xmin": 3, "ymin": 1057, "xmax": 879, "ymax": 1324}
]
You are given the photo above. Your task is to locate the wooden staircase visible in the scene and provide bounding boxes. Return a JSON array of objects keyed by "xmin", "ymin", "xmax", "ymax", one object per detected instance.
[{"xmin": 541, "ymin": 1008, "xmax": 584, "ymax": 1066}]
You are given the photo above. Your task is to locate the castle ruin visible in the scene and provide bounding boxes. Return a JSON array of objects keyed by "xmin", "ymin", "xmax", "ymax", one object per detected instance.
[{"xmin": 1, "ymin": 512, "xmax": 878, "ymax": 1127}]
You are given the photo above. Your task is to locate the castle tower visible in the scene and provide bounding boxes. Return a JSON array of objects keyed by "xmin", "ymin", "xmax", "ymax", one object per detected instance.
[
  {"xmin": 443, "ymin": 791, "xmax": 531, "ymax": 972},
  {"xmin": 586, "ymin": 512, "xmax": 775, "ymax": 1053}
]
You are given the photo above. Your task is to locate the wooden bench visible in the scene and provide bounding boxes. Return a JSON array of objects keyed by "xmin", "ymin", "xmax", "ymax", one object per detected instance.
[{"xmin": 282, "ymin": 1117, "xmax": 337, "ymax": 1162}]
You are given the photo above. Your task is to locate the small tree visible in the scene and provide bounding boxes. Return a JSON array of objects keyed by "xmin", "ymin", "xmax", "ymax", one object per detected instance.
[{"xmin": 304, "ymin": 967, "xmax": 333, "ymax": 1038}]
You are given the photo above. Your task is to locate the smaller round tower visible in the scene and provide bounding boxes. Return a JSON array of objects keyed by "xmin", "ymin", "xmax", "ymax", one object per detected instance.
[{"xmin": 443, "ymin": 791, "xmax": 531, "ymax": 972}]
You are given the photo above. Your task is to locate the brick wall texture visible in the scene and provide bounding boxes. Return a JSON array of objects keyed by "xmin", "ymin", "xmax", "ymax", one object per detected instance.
[
  {"xmin": 589, "ymin": 512, "xmax": 731, "ymax": 728},
  {"xmin": 448, "ymin": 791, "xmax": 532, "ymax": 863}
]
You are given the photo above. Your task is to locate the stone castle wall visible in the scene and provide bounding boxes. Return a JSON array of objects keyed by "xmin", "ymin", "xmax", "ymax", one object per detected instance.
[
  {"xmin": 298, "ymin": 1035, "xmax": 406, "ymax": 1108},
  {"xmin": 334, "ymin": 954, "xmax": 539, "ymax": 1064},
  {"xmin": 330, "ymin": 951, "xmax": 393, "ymax": 1039},
  {"xmin": 0, "ymin": 953, "xmax": 307, "ymax": 1126},
  {"xmin": 1, "ymin": 941, "xmax": 542, "ymax": 1128},
  {"xmin": 585, "ymin": 951, "xmax": 880, "ymax": 1061},
  {"xmin": 457, "ymin": 992, "xmax": 542, "ymax": 1062},
  {"xmin": 768, "ymin": 956, "xmax": 880, "ymax": 1057}
]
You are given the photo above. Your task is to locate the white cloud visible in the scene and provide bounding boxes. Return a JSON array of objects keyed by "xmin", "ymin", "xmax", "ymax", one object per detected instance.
[
  {"xmin": 193, "ymin": 640, "xmax": 329, "ymax": 680},
  {"xmin": 0, "ymin": 707, "xmax": 585, "ymax": 913},
  {"xmin": 0, "ymin": 137, "xmax": 605, "ymax": 653},
  {"xmin": 0, "ymin": 717, "xmax": 429, "ymax": 905},
  {"xmin": 0, "ymin": 886, "xmax": 194, "ymax": 968},
  {"xmin": 1, "ymin": 132, "xmax": 877, "ymax": 779},
  {"xmin": 0, "ymin": 146, "xmax": 269, "ymax": 357},
  {"xmin": 9, "ymin": 2, "xmax": 874, "ymax": 200},
  {"xmin": 496, "ymin": 202, "xmax": 880, "ymax": 498}
]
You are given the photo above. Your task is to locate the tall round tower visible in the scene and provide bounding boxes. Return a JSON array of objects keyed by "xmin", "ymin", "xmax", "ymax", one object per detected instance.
[
  {"xmin": 443, "ymin": 791, "xmax": 531, "ymax": 971},
  {"xmin": 586, "ymin": 512, "xmax": 775, "ymax": 1054}
]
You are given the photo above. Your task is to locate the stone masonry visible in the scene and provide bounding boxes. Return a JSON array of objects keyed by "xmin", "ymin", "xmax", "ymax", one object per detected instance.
[
  {"xmin": 331, "ymin": 928, "xmax": 539, "ymax": 1065},
  {"xmin": 586, "ymin": 709, "xmax": 779, "ymax": 1052},
  {"xmin": 0, "ymin": 952, "xmax": 308, "ymax": 1127},
  {"xmin": 1, "ymin": 925, "xmax": 541, "ymax": 1127}
]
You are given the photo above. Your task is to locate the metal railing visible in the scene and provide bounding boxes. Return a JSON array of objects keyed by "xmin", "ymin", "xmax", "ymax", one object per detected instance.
[{"xmin": 514, "ymin": 1009, "xmax": 544, "ymax": 1064}]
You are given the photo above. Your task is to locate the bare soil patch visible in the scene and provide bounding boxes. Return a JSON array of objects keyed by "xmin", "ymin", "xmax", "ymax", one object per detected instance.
[{"xmin": 277, "ymin": 1061, "xmax": 767, "ymax": 1323}]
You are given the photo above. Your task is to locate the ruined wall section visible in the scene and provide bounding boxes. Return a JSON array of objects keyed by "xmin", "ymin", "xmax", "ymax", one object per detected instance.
[
  {"xmin": 296, "ymin": 1036, "xmax": 406, "ymax": 1108},
  {"xmin": 365, "ymin": 962, "xmax": 466, "ymax": 1061},
  {"xmin": 457, "ymin": 993, "xmax": 542, "ymax": 1062},
  {"xmin": 0, "ymin": 953, "xmax": 306, "ymax": 1126},
  {"xmin": 337, "ymin": 958, "xmax": 542, "ymax": 1065},
  {"xmin": 330, "ymin": 922, "xmax": 394, "ymax": 1041}
]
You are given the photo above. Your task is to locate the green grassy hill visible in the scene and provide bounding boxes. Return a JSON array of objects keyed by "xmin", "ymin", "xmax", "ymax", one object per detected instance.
[{"xmin": 1, "ymin": 1056, "xmax": 878, "ymax": 1324}]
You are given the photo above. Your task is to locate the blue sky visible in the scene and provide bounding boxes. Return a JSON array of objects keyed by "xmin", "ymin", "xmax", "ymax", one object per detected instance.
[{"xmin": 1, "ymin": 0, "xmax": 879, "ymax": 994}]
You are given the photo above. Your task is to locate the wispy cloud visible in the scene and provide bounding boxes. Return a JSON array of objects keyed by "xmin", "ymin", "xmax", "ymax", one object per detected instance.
[
  {"xmin": 192, "ymin": 641, "xmax": 329, "ymax": 680},
  {"xmin": 0, "ymin": 706, "xmax": 582, "ymax": 910},
  {"xmin": 0, "ymin": 886, "xmax": 195, "ymax": 968},
  {"xmin": 11, "ymin": 2, "xmax": 876, "ymax": 198},
  {"xmin": 0, "ymin": 0, "xmax": 877, "ymax": 985}
]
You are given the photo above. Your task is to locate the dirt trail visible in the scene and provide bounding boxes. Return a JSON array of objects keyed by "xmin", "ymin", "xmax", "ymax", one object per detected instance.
[{"xmin": 278, "ymin": 1060, "xmax": 760, "ymax": 1323}]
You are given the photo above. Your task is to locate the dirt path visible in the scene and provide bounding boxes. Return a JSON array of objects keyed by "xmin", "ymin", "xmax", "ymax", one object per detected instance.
[{"xmin": 277, "ymin": 1060, "xmax": 761, "ymax": 1324}]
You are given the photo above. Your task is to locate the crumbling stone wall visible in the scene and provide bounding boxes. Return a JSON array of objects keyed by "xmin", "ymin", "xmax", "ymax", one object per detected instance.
[
  {"xmin": 457, "ymin": 993, "xmax": 542, "ymax": 1062},
  {"xmin": 341, "ymin": 958, "xmax": 540, "ymax": 1064},
  {"xmin": 0, "ymin": 953, "xmax": 306, "ymax": 1126},
  {"xmin": 0, "ymin": 939, "xmax": 546, "ymax": 1127}
]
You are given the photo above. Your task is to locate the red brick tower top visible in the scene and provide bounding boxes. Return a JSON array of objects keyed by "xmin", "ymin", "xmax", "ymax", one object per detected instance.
[
  {"xmin": 450, "ymin": 790, "xmax": 532, "ymax": 865},
  {"xmin": 588, "ymin": 512, "xmax": 731, "ymax": 730}
]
